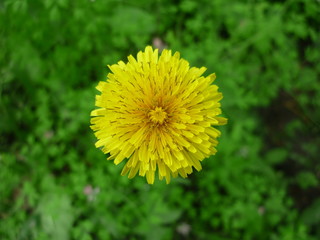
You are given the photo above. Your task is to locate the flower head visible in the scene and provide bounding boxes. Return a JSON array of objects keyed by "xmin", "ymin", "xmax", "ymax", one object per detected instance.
[{"xmin": 91, "ymin": 46, "xmax": 227, "ymax": 184}]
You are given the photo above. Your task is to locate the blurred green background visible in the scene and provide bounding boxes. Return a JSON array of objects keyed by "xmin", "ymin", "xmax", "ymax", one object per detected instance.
[{"xmin": 1, "ymin": 0, "xmax": 320, "ymax": 239}]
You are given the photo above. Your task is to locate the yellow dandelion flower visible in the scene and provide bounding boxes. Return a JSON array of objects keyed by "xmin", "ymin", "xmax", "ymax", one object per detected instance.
[{"xmin": 91, "ymin": 46, "xmax": 227, "ymax": 184}]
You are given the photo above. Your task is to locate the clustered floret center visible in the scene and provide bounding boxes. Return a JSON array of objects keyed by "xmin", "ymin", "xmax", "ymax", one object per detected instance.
[{"xmin": 149, "ymin": 107, "xmax": 168, "ymax": 124}]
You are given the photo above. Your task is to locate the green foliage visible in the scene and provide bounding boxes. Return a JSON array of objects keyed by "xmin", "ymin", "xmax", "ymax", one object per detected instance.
[{"xmin": 1, "ymin": 0, "xmax": 319, "ymax": 239}]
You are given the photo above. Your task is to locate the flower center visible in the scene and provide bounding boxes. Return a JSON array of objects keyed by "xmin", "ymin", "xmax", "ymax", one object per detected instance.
[{"xmin": 149, "ymin": 107, "xmax": 167, "ymax": 124}]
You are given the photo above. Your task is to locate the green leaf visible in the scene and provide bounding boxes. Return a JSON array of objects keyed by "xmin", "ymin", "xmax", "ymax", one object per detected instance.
[
  {"xmin": 266, "ymin": 148, "xmax": 288, "ymax": 165},
  {"xmin": 36, "ymin": 192, "xmax": 74, "ymax": 240},
  {"xmin": 296, "ymin": 171, "xmax": 319, "ymax": 189}
]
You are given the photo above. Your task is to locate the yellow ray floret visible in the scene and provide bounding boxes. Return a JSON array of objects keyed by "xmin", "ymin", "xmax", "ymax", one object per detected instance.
[{"xmin": 91, "ymin": 46, "xmax": 227, "ymax": 184}]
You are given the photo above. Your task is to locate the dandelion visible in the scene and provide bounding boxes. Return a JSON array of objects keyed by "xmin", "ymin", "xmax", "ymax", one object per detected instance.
[{"xmin": 91, "ymin": 46, "xmax": 227, "ymax": 184}]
